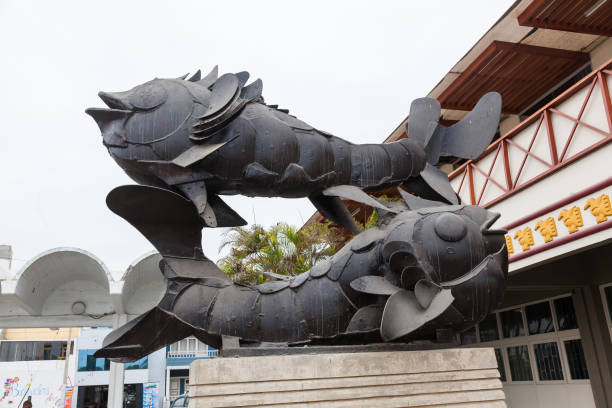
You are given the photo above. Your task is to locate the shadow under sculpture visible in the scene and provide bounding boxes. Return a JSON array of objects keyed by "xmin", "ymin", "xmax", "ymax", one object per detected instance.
[{"xmin": 85, "ymin": 68, "xmax": 508, "ymax": 362}]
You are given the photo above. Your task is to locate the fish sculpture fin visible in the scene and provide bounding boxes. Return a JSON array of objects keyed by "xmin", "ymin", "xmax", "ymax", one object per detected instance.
[
  {"xmin": 396, "ymin": 187, "xmax": 446, "ymax": 209},
  {"xmin": 322, "ymin": 185, "xmax": 398, "ymax": 214},
  {"xmin": 172, "ymin": 142, "xmax": 230, "ymax": 167},
  {"xmin": 350, "ymin": 275, "xmax": 401, "ymax": 296},
  {"xmin": 106, "ymin": 185, "xmax": 206, "ymax": 259},
  {"xmin": 380, "ymin": 287, "xmax": 454, "ymax": 342},
  {"xmin": 191, "ymin": 73, "xmax": 264, "ymax": 141},
  {"xmin": 438, "ymin": 92, "xmax": 502, "ymax": 161},
  {"xmin": 206, "ymin": 194, "xmax": 248, "ymax": 227},
  {"xmin": 308, "ymin": 192, "xmax": 360, "ymax": 235},
  {"xmin": 94, "ymin": 307, "xmax": 201, "ymax": 362},
  {"xmin": 235, "ymin": 71, "xmax": 250, "ymax": 87},
  {"xmin": 407, "ymin": 97, "xmax": 441, "ymax": 149},
  {"xmin": 345, "ymin": 304, "xmax": 383, "ymax": 333},
  {"xmin": 175, "ymin": 181, "xmax": 247, "ymax": 228},
  {"xmin": 404, "ymin": 92, "xmax": 501, "ymax": 205},
  {"xmin": 188, "ymin": 70, "xmax": 202, "ymax": 82},
  {"xmin": 407, "ymin": 92, "xmax": 501, "ymax": 164},
  {"xmin": 403, "ymin": 164, "xmax": 460, "ymax": 204},
  {"xmin": 241, "ymin": 78, "xmax": 263, "ymax": 101},
  {"xmin": 197, "ymin": 65, "xmax": 218, "ymax": 88}
]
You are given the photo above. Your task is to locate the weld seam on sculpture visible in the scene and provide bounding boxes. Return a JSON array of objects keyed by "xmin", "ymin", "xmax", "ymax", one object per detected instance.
[{"xmin": 85, "ymin": 67, "xmax": 508, "ymax": 362}]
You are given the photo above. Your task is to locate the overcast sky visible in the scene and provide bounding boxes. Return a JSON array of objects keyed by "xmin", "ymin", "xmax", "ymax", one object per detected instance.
[{"xmin": 0, "ymin": 0, "xmax": 515, "ymax": 275}]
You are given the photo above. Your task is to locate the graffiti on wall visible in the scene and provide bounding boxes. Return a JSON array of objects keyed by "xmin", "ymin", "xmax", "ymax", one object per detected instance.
[{"xmin": 0, "ymin": 376, "xmax": 68, "ymax": 408}]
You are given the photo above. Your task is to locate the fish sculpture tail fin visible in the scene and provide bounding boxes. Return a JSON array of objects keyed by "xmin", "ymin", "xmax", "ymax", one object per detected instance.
[
  {"xmin": 407, "ymin": 92, "xmax": 501, "ymax": 164},
  {"xmin": 405, "ymin": 92, "xmax": 502, "ymax": 204},
  {"xmin": 96, "ymin": 185, "xmax": 229, "ymax": 362}
]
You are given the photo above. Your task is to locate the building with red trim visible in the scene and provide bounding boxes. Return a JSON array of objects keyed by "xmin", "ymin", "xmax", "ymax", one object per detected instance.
[{"xmin": 309, "ymin": 1, "xmax": 612, "ymax": 407}]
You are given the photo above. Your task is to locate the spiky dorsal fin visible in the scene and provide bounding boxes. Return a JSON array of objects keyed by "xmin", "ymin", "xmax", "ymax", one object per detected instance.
[
  {"xmin": 198, "ymin": 73, "xmax": 240, "ymax": 121},
  {"xmin": 197, "ymin": 65, "xmax": 218, "ymax": 88},
  {"xmin": 235, "ymin": 71, "xmax": 250, "ymax": 87},
  {"xmin": 241, "ymin": 78, "xmax": 263, "ymax": 101},
  {"xmin": 188, "ymin": 70, "xmax": 202, "ymax": 82}
]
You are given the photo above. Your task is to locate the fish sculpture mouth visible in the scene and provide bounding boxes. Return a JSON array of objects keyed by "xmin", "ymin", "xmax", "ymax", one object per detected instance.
[
  {"xmin": 97, "ymin": 91, "xmax": 133, "ymax": 110},
  {"xmin": 84, "ymin": 91, "xmax": 135, "ymax": 126},
  {"xmin": 84, "ymin": 92, "xmax": 136, "ymax": 148}
]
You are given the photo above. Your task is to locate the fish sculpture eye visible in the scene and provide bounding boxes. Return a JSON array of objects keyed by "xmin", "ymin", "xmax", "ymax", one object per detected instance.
[
  {"xmin": 434, "ymin": 213, "xmax": 467, "ymax": 242},
  {"xmin": 129, "ymin": 81, "xmax": 167, "ymax": 110}
]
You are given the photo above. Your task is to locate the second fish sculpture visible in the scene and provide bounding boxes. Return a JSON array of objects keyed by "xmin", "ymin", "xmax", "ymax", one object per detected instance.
[
  {"xmin": 94, "ymin": 185, "xmax": 508, "ymax": 362},
  {"xmin": 86, "ymin": 67, "xmax": 501, "ymax": 233}
]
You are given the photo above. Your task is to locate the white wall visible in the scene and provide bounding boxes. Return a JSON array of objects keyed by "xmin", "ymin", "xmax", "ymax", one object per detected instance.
[
  {"xmin": 505, "ymin": 383, "xmax": 595, "ymax": 408},
  {"xmin": 0, "ymin": 358, "xmax": 75, "ymax": 408}
]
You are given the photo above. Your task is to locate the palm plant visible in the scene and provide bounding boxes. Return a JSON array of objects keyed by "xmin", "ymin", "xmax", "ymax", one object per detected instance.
[{"xmin": 218, "ymin": 222, "xmax": 343, "ymax": 285}]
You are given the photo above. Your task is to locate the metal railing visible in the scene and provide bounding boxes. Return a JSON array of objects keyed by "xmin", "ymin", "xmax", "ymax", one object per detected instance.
[
  {"xmin": 448, "ymin": 58, "xmax": 612, "ymax": 208},
  {"xmin": 167, "ymin": 350, "xmax": 218, "ymax": 359}
]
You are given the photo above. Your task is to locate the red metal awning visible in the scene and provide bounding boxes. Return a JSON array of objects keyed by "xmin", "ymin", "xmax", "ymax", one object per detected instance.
[
  {"xmin": 518, "ymin": 0, "xmax": 612, "ymax": 36},
  {"xmin": 437, "ymin": 41, "xmax": 590, "ymax": 114}
]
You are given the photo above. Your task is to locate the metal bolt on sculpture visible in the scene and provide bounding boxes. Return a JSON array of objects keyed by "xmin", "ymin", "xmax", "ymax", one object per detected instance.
[{"xmin": 86, "ymin": 67, "xmax": 508, "ymax": 362}]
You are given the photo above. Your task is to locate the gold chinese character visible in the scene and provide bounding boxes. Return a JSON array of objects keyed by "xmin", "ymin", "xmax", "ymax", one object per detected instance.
[
  {"xmin": 513, "ymin": 227, "xmax": 535, "ymax": 251},
  {"xmin": 535, "ymin": 217, "xmax": 558, "ymax": 243},
  {"xmin": 585, "ymin": 194, "xmax": 612, "ymax": 223},
  {"xmin": 558, "ymin": 206, "xmax": 583, "ymax": 233},
  {"xmin": 505, "ymin": 235, "xmax": 514, "ymax": 255}
]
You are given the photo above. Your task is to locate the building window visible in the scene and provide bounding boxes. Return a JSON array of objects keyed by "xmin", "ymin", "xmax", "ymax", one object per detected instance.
[
  {"xmin": 533, "ymin": 342, "xmax": 564, "ymax": 381},
  {"xmin": 125, "ymin": 356, "xmax": 148, "ymax": 370},
  {"xmin": 77, "ymin": 349, "xmax": 147, "ymax": 371},
  {"xmin": 479, "ymin": 314, "xmax": 499, "ymax": 342},
  {"xmin": 460, "ymin": 326, "xmax": 477, "ymax": 345},
  {"xmin": 461, "ymin": 294, "xmax": 589, "ymax": 384},
  {"xmin": 507, "ymin": 345, "xmax": 533, "ymax": 381},
  {"xmin": 167, "ymin": 336, "xmax": 217, "ymax": 358},
  {"xmin": 564, "ymin": 339, "xmax": 589, "ymax": 380},
  {"xmin": 78, "ymin": 349, "xmax": 110, "ymax": 371},
  {"xmin": 500, "ymin": 308, "xmax": 525, "ymax": 338},
  {"xmin": 554, "ymin": 296, "xmax": 578, "ymax": 331},
  {"xmin": 526, "ymin": 301, "xmax": 554, "ymax": 335},
  {"xmin": 494, "ymin": 348, "xmax": 506, "ymax": 382},
  {"xmin": 0, "ymin": 341, "xmax": 67, "ymax": 361}
]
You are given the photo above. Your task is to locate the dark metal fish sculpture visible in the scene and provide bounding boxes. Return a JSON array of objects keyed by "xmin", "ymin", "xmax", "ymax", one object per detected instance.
[
  {"xmin": 86, "ymin": 67, "xmax": 501, "ymax": 233},
  {"xmin": 94, "ymin": 185, "xmax": 507, "ymax": 362}
]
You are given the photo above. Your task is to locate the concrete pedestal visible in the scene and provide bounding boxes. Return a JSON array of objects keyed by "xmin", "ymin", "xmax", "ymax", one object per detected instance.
[{"xmin": 189, "ymin": 347, "xmax": 505, "ymax": 407}]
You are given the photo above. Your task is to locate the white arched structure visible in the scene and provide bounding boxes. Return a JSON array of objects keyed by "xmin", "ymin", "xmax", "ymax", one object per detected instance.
[
  {"xmin": 13, "ymin": 247, "xmax": 113, "ymax": 316},
  {"xmin": 0, "ymin": 249, "xmax": 166, "ymax": 327},
  {"xmin": 121, "ymin": 251, "xmax": 165, "ymax": 315}
]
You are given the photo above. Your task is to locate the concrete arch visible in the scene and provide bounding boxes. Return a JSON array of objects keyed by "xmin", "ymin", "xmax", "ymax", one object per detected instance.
[
  {"xmin": 14, "ymin": 247, "xmax": 113, "ymax": 315},
  {"xmin": 121, "ymin": 251, "xmax": 165, "ymax": 315},
  {"xmin": 0, "ymin": 264, "xmax": 9, "ymax": 280}
]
